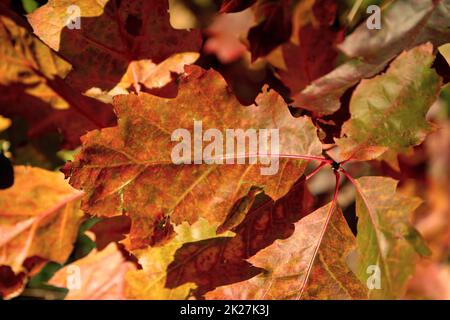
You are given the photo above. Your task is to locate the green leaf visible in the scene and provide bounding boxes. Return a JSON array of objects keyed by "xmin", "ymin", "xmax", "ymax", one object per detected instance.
[{"xmin": 336, "ymin": 43, "xmax": 441, "ymax": 161}]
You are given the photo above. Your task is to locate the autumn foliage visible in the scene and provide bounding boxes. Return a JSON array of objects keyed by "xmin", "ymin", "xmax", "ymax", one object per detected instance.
[{"xmin": 0, "ymin": 0, "xmax": 450, "ymax": 300}]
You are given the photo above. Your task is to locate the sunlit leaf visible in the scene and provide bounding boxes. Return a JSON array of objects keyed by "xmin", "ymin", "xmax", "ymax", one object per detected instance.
[
  {"xmin": 206, "ymin": 203, "xmax": 367, "ymax": 299},
  {"xmin": 336, "ymin": 43, "xmax": 441, "ymax": 161}
]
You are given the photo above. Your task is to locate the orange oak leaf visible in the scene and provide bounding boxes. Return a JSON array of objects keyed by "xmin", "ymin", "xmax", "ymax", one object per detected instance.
[
  {"xmin": 206, "ymin": 203, "xmax": 367, "ymax": 299},
  {"xmin": 49, "ymin": 243, "xmax": 135, "ymax": 300},
  {"xmin": 0, "ymin": 166, "xmax": 84, "ymax": 272},
  {"xmin": 27, "ymin": 0, "xmax": 202, "ymax": 92},
  {"xmin": 0, "ymin": 5, "xmax": 115, "ymax": 148},
  {"xmin": 62, "ymin": 66, "xmax": 323, "ymax": 249}
]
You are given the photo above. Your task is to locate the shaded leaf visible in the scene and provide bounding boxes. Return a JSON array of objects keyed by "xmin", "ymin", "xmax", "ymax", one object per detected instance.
[
  {"xmin": 165, "ymin": 179, "xmax": 315, "ymax": 297},
  {"xmin": 292, "ymin": 59, "xmax": 387, "ymax": 115},
  {"xmin": 27, "ymin": 0, "xmax": 202, "ymax": 92},
  {"xmin": 248, "ymin": 0, "xmax": 293, "ymax": 61},
  {"xmin": 340, "ymin": 0, "xmax": 450, "ymax": 65},
  {"xmin": 125, "ymin": 218, "xmax": 232, "ymax": 300},
  {"xmin": 293, "ymin": 0, "xmax": 450, "ymax": 115},
  {"xmin": 279, "ymin": 2, "xmax": 344, "ymax": 95},
  {"xmin": 204, "ymin": 10, "xmax": 255, "ymax": 64},
  {"xmin": 63, "ymin": 66, "xmax": 322, "ymax": 249},
  {"xmin": 0, "ymin": 166, "xmax": 84, "ymax": 272}
]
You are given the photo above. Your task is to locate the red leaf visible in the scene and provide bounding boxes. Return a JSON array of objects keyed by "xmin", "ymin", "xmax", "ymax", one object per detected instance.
[{"xmin": 165, "ymin": 179, "xmax": 315, "ymax": 297}]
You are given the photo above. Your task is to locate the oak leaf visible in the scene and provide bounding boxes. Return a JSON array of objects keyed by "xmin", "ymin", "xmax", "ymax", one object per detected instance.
[
  {"xmin": 352, "ymin": 176, "xmax": 430, "ymax": 299},
  {"xmin": 336, "ymin": 44, "xmax": 441, "ymax": 161},
  {"xmin": 206, "ymin": 203, "xmax": 367, "ymax": 299},
  {"xmin": 125, "ymin": 218, "xmax": 233, "ymax": 300},
  {"xmin": 0, "ymin": 6, "xmax": 115, "ymax": 148},
  {"xmin": 27, "ymin": 0, "xmax": 202, "ymax": 92},
  {"xmin": 165, "ymin": 179, "xmax": 315, "ymax": 297},
  {"xmin": 63, "ymin": 66, "xmax": 322, "ymax": 249},
  {"xmin": 49, "ymin": 243, "xmax": 135, "ymax": 300}
]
